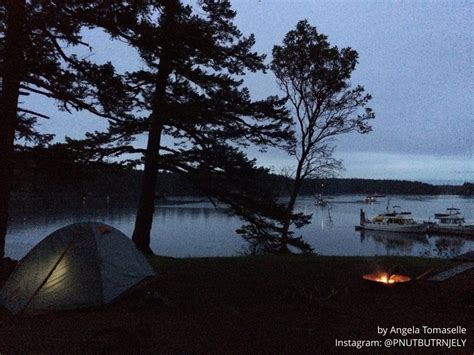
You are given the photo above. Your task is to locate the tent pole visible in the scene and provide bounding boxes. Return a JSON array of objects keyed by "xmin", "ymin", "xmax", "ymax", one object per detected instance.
[{"xmin": 19, "ymin": 240, "xmax": 75, "ymax": 315}]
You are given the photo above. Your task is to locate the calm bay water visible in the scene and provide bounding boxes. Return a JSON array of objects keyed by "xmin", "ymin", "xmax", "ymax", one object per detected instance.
[{"xmin": 6, "ymin": 195, "xmax": 474, "ymax": 260}]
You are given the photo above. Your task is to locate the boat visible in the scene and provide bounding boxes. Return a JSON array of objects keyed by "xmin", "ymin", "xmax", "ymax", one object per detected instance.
[
  {"xmin": 365, "ymin": 195, "xmax": 377, "ymax": 203},
  {"xmin": 434, "ymin": 207, "xmax": 463, "ymax": 219},
  {"xmin": 427, "ymin": 208, "xmax": 474, "ymax": 236},
  {"xmin": 365, "ymin": 193, "xmax": 387, "ymax": 203},
  {"xmin": 356, "ymin": 207, "xmax": 427, "ymax": 233}
]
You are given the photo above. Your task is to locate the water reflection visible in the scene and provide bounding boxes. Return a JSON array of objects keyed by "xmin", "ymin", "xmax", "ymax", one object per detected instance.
[
  {"xmin": 357, "ymin": 229, "xmax": 469, "ymax": 258},
  {"xmin": 6, "ymin": 195, "xmax": 474, "ymax": 259},
  {"xmin": 429, "ymin": 236, "xmax": 466, "ymax": 258},
  {"xmin": 360, "ymin": 230, "xmax": 429, "ymax": 250}
]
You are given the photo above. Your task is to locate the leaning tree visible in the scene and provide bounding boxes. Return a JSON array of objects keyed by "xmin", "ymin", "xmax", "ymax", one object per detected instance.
[{"xmin": 271, "ymin": 20, "xmax": 375, "ymax": 252}]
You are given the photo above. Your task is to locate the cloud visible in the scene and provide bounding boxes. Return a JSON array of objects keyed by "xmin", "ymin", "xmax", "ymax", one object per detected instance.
[{"xmin": 336, "ymin": 152, "xmax": 473, "ymax": 182}]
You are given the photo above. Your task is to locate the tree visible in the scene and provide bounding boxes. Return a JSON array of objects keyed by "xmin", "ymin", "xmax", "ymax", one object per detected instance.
[
  {"xmin": 271, "ymin": 20, "xmax": 374, "ymax": 252},
  {"xmin": 0, "ymin": 1, "xmax": 133, "ymax": 258},
  {"xmin": 68, "ymin": 0, "xmax": 297, "ymax": 254},
  {"xmin": 0, "ymin": 0, "xmax": 26, "ymax": 258}
]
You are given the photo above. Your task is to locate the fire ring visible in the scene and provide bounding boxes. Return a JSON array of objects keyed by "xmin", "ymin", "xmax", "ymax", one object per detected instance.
[{"xmin": 363, "ymin": 272, "xmax": 411, "ymax": 285}]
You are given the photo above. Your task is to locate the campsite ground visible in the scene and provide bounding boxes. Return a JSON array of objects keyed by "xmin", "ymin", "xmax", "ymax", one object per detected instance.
[{"xmin": 0, "ymin": 255, "xmax": 473, "ymax": 353}]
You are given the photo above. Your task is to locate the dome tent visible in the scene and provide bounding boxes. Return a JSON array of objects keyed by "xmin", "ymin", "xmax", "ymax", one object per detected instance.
[{"xmin": 0, "ymin": 222, "xmax": 155, "ymax": 314}]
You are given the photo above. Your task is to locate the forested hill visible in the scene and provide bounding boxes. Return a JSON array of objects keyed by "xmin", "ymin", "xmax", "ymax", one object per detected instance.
[
  {"xmin": 301, "ymin": 178, "xmax": 468, "ymax": 195},
  {"xmin": 263, "ymin": 175, "xmax": 469, "ymax": 196},
  {"xmin": 11, "ymin": 152, "xmax": 471, "ymax": 200}
]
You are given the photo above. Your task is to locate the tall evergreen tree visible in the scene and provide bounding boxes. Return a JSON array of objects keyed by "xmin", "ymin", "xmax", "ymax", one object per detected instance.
[
  {"xmin": 0, "ymin": 1, "xmax": 133, "ymax": 258},
  {"xmin": 0, "ymin": 0, "xmax": 26, "ymax": 258}
]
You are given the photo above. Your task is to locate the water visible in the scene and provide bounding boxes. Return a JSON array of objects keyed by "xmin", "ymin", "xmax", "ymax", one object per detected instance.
[{"xmin": 6, "ymin": 195, "xmax": 474, "ymax": 260}]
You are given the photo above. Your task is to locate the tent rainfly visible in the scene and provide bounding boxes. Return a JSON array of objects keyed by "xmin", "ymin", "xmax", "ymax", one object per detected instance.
[{"xmin": 0, "ymin": 222, "xmax": 155, "ymax": 314}]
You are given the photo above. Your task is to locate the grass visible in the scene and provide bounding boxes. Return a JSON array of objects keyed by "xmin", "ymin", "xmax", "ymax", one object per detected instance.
[{"xmin": 0, "ymin": 255, "xmax": 472, "ymax": 353}]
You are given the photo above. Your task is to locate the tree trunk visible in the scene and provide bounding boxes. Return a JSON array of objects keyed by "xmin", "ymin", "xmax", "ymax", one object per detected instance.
[
  {"xmin": 131, "ymin": 115, "xmax": 164, "ymax": 254},
  {"xmin": 131, "ymin": 2, "xmax": 176, "ymax": 254},
  {"xmin": 131, "ymin": 67, "xmax": 170, "ymax": 254},
  {"xmin": 0, "ymin": 0, "xmax": 26, "ymax": 258},
  {"xmin": 280, "ymin": 157, "xmax": 305, "ymax": 253}
]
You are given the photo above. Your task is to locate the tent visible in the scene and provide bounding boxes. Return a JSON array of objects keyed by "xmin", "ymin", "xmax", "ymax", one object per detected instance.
[{"xmin": 0, "ymin": 222, "xmax": 155, "ymax": 314}]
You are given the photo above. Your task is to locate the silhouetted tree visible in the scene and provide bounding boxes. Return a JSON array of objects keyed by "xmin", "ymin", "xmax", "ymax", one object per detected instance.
[
  {"xmin": 271, "ymin": 20, "xmax": 374, "ymax": 252},
  {"xmin": 0, "ymin": 0, "xmax": 26, "ymax": 258},
  {"xmin": 0, "ymin": 1, "xmax": 132, "ymax": 257}
]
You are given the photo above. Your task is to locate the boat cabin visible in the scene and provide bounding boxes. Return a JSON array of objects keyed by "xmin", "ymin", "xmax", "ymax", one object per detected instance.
[
  {"xmin": 372, "ymin": 212, "xmax": 417, "ymax": 225},
  {"xmin": 434, "ymin": 208, "xmax": 465, "ymax": 225}
]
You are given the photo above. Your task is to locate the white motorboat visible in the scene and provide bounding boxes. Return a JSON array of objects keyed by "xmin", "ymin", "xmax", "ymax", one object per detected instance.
[
  {"xmin": 434, "ymin": 207, "xmax": 463, "ymax": 221},
  {"xmin": 357, "ymin": 207, "xmax": 427, "ymax": 233},
  {"xmin": 428, "ymin": 208, "xmax": 474, "ymax": 236}
]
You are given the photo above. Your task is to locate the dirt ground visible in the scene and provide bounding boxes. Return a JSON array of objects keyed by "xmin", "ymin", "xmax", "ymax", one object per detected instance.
[{"xmin": 0, "ymin": 255, "xmax": 472, "ymax": 354}]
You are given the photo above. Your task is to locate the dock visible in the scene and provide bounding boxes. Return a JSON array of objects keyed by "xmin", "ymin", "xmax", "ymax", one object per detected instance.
[{"xmin": 427, "ymin": 226, "xmax": 474, "ymax": 237}]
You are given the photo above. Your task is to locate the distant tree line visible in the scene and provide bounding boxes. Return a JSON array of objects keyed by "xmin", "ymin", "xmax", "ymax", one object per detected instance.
[
  {"xmin": 11, "ymin": 151, "xmax": 468, "ymax": 200},
  {"xmin": 459, "ymin": 183, "xmax": 474, "ymax": 196}
]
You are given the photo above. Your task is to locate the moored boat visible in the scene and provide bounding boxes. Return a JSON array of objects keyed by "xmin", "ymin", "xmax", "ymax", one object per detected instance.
[
  {"xmin": 428, "ymin": 208, "xmax": 474, "ymax": 236},
  {"xmin": 434, "ymin": 207, "xmax": 463, "ymax": 219},
  {"xmin": 356, "ymin": 207, "xmax": 427, "ymax": 233},
  {"xmin": 365, "ymin": 195, "xmax": 377, "ymax": 203}
]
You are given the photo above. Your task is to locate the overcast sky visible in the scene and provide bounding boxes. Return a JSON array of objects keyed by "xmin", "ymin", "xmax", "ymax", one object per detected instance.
[{"xmin": 26, "ymin": 0, "xmax": 472, "ymax": 184}]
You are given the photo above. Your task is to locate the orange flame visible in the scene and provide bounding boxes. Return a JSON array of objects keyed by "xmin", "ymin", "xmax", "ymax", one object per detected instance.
[{"xmin": 363, "ymin": 272, "xmax": 411, "ymax": 284}]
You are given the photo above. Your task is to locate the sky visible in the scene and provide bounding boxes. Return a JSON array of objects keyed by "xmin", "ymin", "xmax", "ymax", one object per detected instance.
[{"xmin": 25, "ymin": 0, "xmax": 473, "ymax": 184}]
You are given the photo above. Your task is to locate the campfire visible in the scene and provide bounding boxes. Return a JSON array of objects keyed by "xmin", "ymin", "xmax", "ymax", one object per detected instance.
[{"xmin": 363, "ymin": 272, "xmax": 411, "ymax": 285}]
